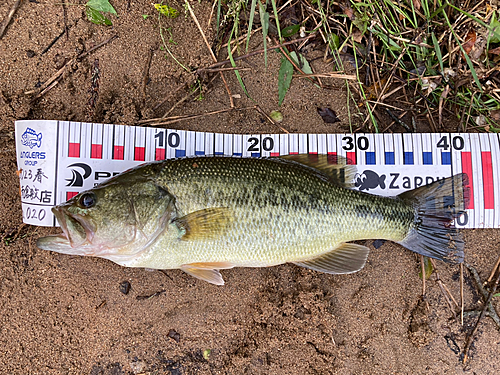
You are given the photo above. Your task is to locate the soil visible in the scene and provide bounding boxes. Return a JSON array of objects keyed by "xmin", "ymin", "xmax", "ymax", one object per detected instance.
[{"xmin": 1, "ymin": 1, "xmax": 499, "ymax": 374}]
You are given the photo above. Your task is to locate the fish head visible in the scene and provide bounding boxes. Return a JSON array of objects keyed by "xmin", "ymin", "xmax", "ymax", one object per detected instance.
[{"xmin": 37, "ymin": 171, "xmax": 175, "ymax": 263}]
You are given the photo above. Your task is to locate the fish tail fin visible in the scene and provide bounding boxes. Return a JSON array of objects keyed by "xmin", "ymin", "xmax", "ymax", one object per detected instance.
[
  {"xmin": 397, "ymin": 174, "xmax": 470, "ymax": 263},
  {"xmin": 37, "ymin": 133, "xmax": 42, "ymax": 147}
]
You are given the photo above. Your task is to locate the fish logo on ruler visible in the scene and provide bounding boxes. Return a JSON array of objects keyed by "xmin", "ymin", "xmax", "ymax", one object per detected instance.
[
  {"xmin": 21, "ymin": 128, "xmax": 43, "ymax": 149},
  {"xmin": 14, "ymin": 120, "xmax": 500, "ymax": 229}
]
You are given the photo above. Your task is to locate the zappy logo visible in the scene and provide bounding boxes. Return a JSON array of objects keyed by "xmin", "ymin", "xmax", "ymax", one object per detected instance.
[
  {"xmin": 355, "ymin": 170, "xmax": 448, "ymax": 192},
  {"xmin": 21, "ymin": 128, "xmax": 43, "ymax": 149},
  {"xmin": 66, "ymin": 163, "xmax": 92, "ymax": 187}
]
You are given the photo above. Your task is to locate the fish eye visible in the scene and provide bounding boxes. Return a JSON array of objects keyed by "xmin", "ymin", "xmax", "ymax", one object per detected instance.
[{"xmin": 78, "ymin": 192, "xmax": 97, "ymax": 208}]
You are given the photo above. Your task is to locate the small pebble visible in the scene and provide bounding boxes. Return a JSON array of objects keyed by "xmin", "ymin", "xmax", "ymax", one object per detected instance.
[
  {"xmin": 168, "ymin": 329, "xmax": 180, "ymax": 343},
  {"xmin": 119, "ymin": 281, "xmax": 131, "ymax": 295}
]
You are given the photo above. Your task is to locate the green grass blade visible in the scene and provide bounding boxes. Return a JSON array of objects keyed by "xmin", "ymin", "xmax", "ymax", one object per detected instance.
[
  {"xmin": 259, "ymin": 2, "xmax": 269, "ymax": 67},
  {"xmin": 246, "ymin": 0, "xmax": 258, "ymax": 52},
  {"xmin": 440, "ymin": 8, "xmax": 482, "ymax": 91},
  {"xmin": 431, "ymin": 32, "xmax": 443, "ymax": 72},
  {"xmin": 270, "ymin": 0, "xmax": 282, "ymax": 42},
  {"xmin": 278, "ymin": 56, "xmax": 293, "ymax": 106},
  {"xmin": 227, "ymin": 26, "xmax": 252, "ymax": 100},
  {"xmin": 216, "ymin": 0, "xmax": 221, "ymax": 37}
]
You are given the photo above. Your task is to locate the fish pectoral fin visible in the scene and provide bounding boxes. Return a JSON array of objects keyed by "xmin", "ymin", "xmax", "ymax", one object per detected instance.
[
  {"xmin": 180, "ymin": 262, "xmax": 235, "ymax": 285},
  {"xmin": 175, "ymin": 208, "xmax": 233, "ymax": 241},
  {"xmin": 278, "ymin": 154, "xmax": 356, "ymax": 188},
  {"xmin": 293, "ymin": 243, "xmax": 369, "ymax": 275}
]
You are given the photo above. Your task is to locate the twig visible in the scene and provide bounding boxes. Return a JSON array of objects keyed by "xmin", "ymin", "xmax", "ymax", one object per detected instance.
[
  {"xmin": 138, "ymin": 106, "xmax": 256, "ymax": 127},
  {"xmin": 196, "ymin": 34, "xmax": 317, "ymax": 73},
  {"xmin": 487, "ymin": 254, "xmax": 500, "ymax": 283},
  {"xmin": 463, "ymin": 265, "xmax": 500, "ymax": 364},
  {"xmin": 429, "ymin": 258, "xmax": 458, "ymax": 320},
  {"xmin": 184, "ymin": 0, "xmax": 234, "ymax": 108},
  {"xmin": 0, "ymin": 0, "xmax": 22, "ymax": 39},
  {"xmin": 461, "ymin": 263, "xmax": 464, "ymax": 326},
  {"xmin": 462, "ymin": 310, "xmax": 500, "ymax": 327},
  {"xmin": 159, "ymin": 73, "xmax": 218, "ymax": 119},
  {"xmin": 25, "ymin": 34, "xmax": 118, "ymax": 99},
  {"xmin": 41, "ymin": 29, "xmax": 66, "ymax": 55},
  {"xmin": 142, "ymin": 48, "xmax": 154, "ymax": 102},
  {"xmin": 77, "ymin": 34, "xmax": 118, "ymax": 60},
  {"xmin": 202, "ymin": 66, "xmax": 252, "ymax": 73},
  {"xmin": 294, "ymin": 72, "xmax": 356, "ymax": 80},
  {"xmin": 463, "ymin": 262, "xmax": 500, "ymax": 324},
  {"xmin": 153, "ymin": 80, "xmax": 193, "ymax": 110},
  {"xmin": 162, "ymin": 88, "xmax": 198, "ymax": 119},
  {"xmin": 62, "ymin": 2, "xmax": 69, "ymax": 40},
  {"xmin": 421, "ymin": 255, "xmax": 426, "ymax": 297}
]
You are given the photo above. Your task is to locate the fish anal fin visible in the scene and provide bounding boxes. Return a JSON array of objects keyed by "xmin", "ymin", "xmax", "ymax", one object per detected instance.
[
  {"xmin": 180, "ymin": 262, "xmax": 234, "ymax": 285},
  {"xmin": 293, "ymin": 243, "xmax": 369, "ymax": 275},
  {"xmin": 175, "ymin": 208, "xmax": 233, "ymax": 241},
  {"xmin": 279, "ymin": 154, "xmax": 356, "ymax": 187}
]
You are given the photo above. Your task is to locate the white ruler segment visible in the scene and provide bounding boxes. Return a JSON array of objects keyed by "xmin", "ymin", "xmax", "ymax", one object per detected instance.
[{"xmin": 15, "ymin": 120, "xmax": 499, "ymax": 229}]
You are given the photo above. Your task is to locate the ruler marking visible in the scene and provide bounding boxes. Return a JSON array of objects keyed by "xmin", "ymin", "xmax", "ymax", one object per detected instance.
[
  {"xmin": 414, "ymin": 133, "xmax": 423, "ymax": 165},
  {"xmin": 383, "ymin": 134, "xmax": 395, "ymax": 165},
  {"xmin": 279, "ymin": 134, "xmax": 288, "ymax": 156},
  {"xmin": 91, "ymin": 123, "xmax": 103, "ymax": 159},
  {"xmin": 233, "ymin": 134, "xmax": 242, "ymax": 156},
  {"xmin": 470, "ymin": 134, "xmax": 483, "ymax": 226},
  {"xmin": 480, "ymin": 133, "xmax": 494, "ymax": 211},
  {"xmin": 68, "ymin": 122, "xmax": 81, "ymax": 158},
  {"xmin": 365, "ymin": 134, "xmax": 376, "ymax": 165},
  {"xmin": 421, "ymin": 133, "xmax": 432, "ymax": 165},
  {"xmin": 134, "ymin": 127, "xmax": 146, "ymax": 161},
  {"xmin": 403, "ymin": 133, "xmax": 414, "ymax": 165},
  {"xmin": 491, "ymin": 133, "xmax": 500, "ymax": 228},
  {"xmin": 308, "ymin": 134, "xmax": 318, "ymax": 154}
]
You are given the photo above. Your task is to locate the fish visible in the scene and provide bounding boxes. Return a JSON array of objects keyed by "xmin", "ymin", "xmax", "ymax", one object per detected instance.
[{"xmin": 37, "ymin": 155, "xmax": 469, "ymax": 285}]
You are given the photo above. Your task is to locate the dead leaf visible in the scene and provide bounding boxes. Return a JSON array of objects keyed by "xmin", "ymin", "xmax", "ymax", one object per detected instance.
[
  {"xmin": 490, "ymin": 109, "xmax": 500, "ymax": 121},
  {"xmin": 489, "ymin": 46, "xmax": 500, "ymax": 55},
  {"xmin": 339, "ymin": 3, "xmax": 354, "ymax": 20},
  {"xmin": 412, "ymin": 0, "xmax": 421, "ymax": 11},
  {"xmin": 317, "ymin": 107, "xmax": 340, "ymax": 123},
  {"xmin": 365, "ymin": 77, "xmax": 388, "ymax": 100},
  {"xmin": 352, "ymin": 29, "xmax": 364, "ymax": 43},
  {"xmin": 462, "ymin": 29, "xmax": 477, "ymax": 56}
]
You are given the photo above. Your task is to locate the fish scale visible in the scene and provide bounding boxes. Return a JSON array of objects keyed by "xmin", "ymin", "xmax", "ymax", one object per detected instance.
[{"xmin": 129, "ymin": 157, "xmax": 415, "ymax": 268}]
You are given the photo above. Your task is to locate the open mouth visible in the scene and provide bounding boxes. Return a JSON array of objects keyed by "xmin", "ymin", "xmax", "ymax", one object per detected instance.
[{"xmin": 52, "ymin": 206, "xmax": 95, "ymax": 247}]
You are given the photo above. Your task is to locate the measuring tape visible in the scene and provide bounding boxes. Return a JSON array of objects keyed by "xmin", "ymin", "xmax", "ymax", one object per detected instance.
[{"xmin": 15, "ymin": 120, "xmax": 499, "ymax": 229}]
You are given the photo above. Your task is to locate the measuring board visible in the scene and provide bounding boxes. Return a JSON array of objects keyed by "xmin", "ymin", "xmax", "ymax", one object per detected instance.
[{"xmin": 15, "ymin": 120, "xmax": 499, "ymax": 229}]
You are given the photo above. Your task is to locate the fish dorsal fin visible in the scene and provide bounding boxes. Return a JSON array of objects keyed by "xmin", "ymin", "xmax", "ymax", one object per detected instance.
[
  {"xmin": 175, "ymin": 208, "xmax": 233, "ymax": 241},
  {"xmin": 279, "ymin": 154, "xmax": 356, "ymax": 187},
  {"xmin": 293, "ymin": 243, "xmax": 369, "ymax": 274},
  {"xmin": 180, "ymin": 262, "xmax": 235, "ymax": 285}
]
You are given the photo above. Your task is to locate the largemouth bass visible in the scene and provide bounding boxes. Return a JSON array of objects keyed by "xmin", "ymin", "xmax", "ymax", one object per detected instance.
[{"xmin": 37, "ymin": 155, "xmax": 468, "ymax": 285}]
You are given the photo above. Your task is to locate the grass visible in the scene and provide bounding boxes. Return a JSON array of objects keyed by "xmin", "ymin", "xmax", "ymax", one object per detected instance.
[{"xmin": 209, "ymin": 0, "xmax": 500, "ymax": 132}]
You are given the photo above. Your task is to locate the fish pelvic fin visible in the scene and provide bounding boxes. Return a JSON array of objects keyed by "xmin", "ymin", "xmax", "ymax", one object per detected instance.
[
  {"xmin": 180, "ymin": 262, "xmax": 235, "ymax": 285},
  {"xmin": 293, "ymin": 243, "xmax": 369, "ymax": 275},
  {"xmin": 278, "ymin": 154, "xmax": 357, "ymax": 188},
  {"xmin": 175, "ymin": 208, "xmax": 234, "ymax": 241},
  {"xmin": 397, "ymin": 173, "xmax": 469, "ymax": 263}
]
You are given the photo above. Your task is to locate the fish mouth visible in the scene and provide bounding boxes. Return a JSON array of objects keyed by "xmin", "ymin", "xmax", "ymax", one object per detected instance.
[{"xmin": 36, "ymin": 207, "xmax": 95, "ymax": 254}]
